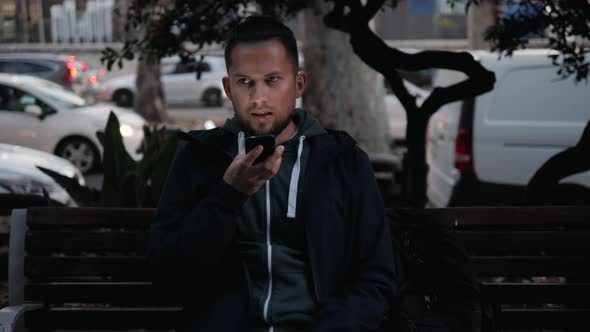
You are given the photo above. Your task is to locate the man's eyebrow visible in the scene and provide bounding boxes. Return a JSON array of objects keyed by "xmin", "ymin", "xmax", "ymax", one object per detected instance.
[
  {"xmin": 231, "ymin": 73, "xmax": 250, "ymax": 78},
  {"xmin": 265, "ymin": 71, "xmax": 284, "ymax": 76}
]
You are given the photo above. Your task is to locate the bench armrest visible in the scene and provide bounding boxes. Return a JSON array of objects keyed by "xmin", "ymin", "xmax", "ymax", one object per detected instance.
[{"xmin": 0, "ymin": 303, "xmax": 43, "ymax": 332}]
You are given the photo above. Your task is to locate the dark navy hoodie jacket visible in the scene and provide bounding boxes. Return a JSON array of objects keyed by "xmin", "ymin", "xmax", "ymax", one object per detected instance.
[{"xmin": 149, "ymin": 120, "xmax": 397, "ymax": 332}]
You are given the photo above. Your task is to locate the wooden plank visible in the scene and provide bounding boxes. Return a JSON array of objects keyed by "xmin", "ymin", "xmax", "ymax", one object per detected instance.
[
  {"xmin": 457, "ymin": 231, "xmax": 590, "ymax": 251},
  {"xmin": 481, "ymin": 282, "xmax": 590, "ymax": 305},
  {"xmin": 25, "ymin": 307, "xmax": 181, "ymax": 330},
  {"xmin": 26, "ymin": 231, "xmax": 147, "ymax": 252},
  {"xmin": 472, "ymin": 256, "xmax": 590, "ymax": 277},
  {"xmin": 25, "ymin": 257, "xmax": 147, "ymax": 279},
  {"xmin": 422, "ymin": 206, "xmax": 590, "ymax": 226},
  {"xmin": 25, "ymin": 282, "xmax": 177, "ymax": 305},
  {"xmin": 26, "ymin": 207, "xmax": 156, "ymax": 227},
  {"xmin": 497, "ymin": 308, "xmax": 590, "ymax": 330}
]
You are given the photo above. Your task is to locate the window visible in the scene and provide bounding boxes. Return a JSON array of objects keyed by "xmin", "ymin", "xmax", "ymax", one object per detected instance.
[
  {"xmin": 14, "ymin": 62, "xmax": 52, "ymax": 74},
  {"xmin": 0, "ymin": 84, "xmax": 55, "ymax": 115},
  {"xmin": 173, "ymin": 60, "xmax": 211, "ymax": 74},
  {"xmin": 0, "ymin": 61, "xmax": 18, "ymax": 73},
  {"xmin": 0, "ymin": 85, "xmax": 30, "ymax": 112}
]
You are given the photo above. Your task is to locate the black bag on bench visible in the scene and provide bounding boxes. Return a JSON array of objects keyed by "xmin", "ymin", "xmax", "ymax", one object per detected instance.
[{"xmin": 386, "ymin": 208, "xmax": 479, "ymax": 332}]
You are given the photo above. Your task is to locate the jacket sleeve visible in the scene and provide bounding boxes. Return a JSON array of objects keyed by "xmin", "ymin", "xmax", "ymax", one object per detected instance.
[
  {"xmin": 147, "ymin": 143, "xmax": 249, "ymax": 299},
  {"xmin": 316, "ymin": 148, "xmax": 398, "ymax": 332}
]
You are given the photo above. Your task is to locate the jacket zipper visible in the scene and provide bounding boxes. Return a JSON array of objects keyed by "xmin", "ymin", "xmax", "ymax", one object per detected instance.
[{"xmin": 262, "ymin": 181, "xmax": 273, "ymax": 329}]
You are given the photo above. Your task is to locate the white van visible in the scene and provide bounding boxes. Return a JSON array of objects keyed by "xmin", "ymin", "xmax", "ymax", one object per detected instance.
[{"xmin": 426, "ymin": 49, "xmax": 590, "ymax": 207}]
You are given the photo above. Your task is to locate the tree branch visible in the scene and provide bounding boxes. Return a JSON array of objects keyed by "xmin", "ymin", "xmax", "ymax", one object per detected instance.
[{"xmin": 347, "ymin": 21, "xmax": 495, "ymax": 119}]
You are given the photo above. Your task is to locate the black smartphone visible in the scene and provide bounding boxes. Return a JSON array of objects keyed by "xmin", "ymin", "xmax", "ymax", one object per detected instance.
[{"xmin": 245, "ymin": 135, "xmax": 276, "ymax": 165}]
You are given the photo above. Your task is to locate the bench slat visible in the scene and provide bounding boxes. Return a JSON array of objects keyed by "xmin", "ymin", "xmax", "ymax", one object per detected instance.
[
  {"xmin": 472, "ymin": 256, "xmax": 590, "ymax": 277},
  {"xmin": 25, "ymin": 282, "xmax": 176, "ymax": 305},
  {"xmin": 25, "ymin": 307, "xmax": 181, "ymax": 330},
  {"xmin": 26, "ymin": 231, "xmax": 147, "ymax": 252},
  {"xmin": 481, "ymin": 282, "xmax": 590, "ymax": 305},
  {"xmin": 25, "ymin": 257, "xmax": 147, "ymax": 279},
  {"xmin": 457, "ymin": 231, "xmax": 590, "ymax": 251},
  {"xmin": 496, "ymin": 308, "xmax": 590, "ymax": 330},
  {"xmin": 26, "ymin": 207, "xmax": 156, "ymax": 227},
  {"xmin": 425, "ymin": 206, "xmax": 590, "ymax": 226}
]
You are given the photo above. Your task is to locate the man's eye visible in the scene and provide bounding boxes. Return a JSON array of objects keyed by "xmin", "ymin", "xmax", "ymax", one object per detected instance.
[
  {"xmin": 238, "ymin": 78, "xmax": 251, "ymax": 85},
  {"xmin": 268, "ymin": 76, "xmax": 281, "ymax": 82}
]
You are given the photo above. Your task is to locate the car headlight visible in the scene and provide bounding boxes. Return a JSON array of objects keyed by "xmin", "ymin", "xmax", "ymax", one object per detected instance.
[{"xmin": 120, "ymin": 124, "xmax": 134, "ymax": 137}]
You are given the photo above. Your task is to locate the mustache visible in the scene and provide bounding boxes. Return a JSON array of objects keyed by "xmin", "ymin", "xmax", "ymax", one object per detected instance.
[{"xmin": 248, "ymin": 104, "xmax": 273, "ymax": 112}]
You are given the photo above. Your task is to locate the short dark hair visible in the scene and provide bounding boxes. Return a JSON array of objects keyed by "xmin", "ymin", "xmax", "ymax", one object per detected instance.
[{"xmin": 224, "ymin": 16, "xmax": 299, "ymax": 72}]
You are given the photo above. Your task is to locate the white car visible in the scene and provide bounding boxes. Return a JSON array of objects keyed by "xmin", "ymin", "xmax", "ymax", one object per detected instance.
[
  {"xmin": 99, "ymin": 55, "xmax": 227, "ymax": 107},
  {"xmin": 426, "ymin": 49, "xmax": 590, "ymax": 207},
  {"xmin": 0, "ymin": 74, "xmax": 146, "ymax": 173},
  {"xmin": 0, "ymin": 143, "xmax": 85, "ymax": 206}
]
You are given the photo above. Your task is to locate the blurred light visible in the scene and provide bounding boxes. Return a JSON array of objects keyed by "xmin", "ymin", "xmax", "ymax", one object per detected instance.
[
  {"xmin": 66, "ymin": 62, "xmax": 78, "ymax": 77},
  {"xmin": 203, "ymin": 120, "xmax": 216, "ymax": 130},
  {"xmin": 89, "ymin": 75, "xmax": 98, "ymax": 84},
  {"xmin": 63, "ymin": 62, "xmax": 78, "ymax": 82},
  {"xmin": 99, "ymin": 69, "xmax": 106, "ymax": 76},
  {"xmin": 120, "ymin": 124, "xmax": 134, "ymax": 137},
  {"xmin": 79, "ymin": 61, "xmax": 89, "ymax": 72},
  {"xmin": 68, "ymin": 55, "xmax": 76, "ymax": 62}
]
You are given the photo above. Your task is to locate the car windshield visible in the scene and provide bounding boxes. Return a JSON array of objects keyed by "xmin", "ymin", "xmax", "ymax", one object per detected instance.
[{"xmin": 21, "ymin": 80, "xmax": 88, "ymax": 108}]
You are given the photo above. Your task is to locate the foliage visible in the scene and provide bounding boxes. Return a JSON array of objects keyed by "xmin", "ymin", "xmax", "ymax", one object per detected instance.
[
  {"xmin": 39, "ymin": 112, "xmax": 180, "ymax": 207},
  {"xmin": 103, "ymin": 0, "xmax": 589, "ymax": 82},
  {"xmin": 483, "ymin": 0, "xmax": 590, "ymax": 82}
]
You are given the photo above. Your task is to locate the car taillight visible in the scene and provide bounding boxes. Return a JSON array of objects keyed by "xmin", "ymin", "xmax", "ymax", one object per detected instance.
[
  {"xmin": 62, "ymin": 62, "xmax": 78, "ymax": 82},
  {"xmin": 79, "ymin": 61, "xmax": 89, "ymax": 72},
  {"xmin": 454, "ymin": 128, "xmax": 473, "ymax": 171}
]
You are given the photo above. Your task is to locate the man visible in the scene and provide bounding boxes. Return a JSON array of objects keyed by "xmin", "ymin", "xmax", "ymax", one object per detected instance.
[{"xmin": 149, "ymin": 16, "xmax": 396, "ymax": 332}]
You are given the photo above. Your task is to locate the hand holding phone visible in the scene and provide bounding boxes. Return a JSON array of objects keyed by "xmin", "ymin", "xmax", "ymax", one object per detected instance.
[
  {"xmin": 223, "ymin": 136, "xmax": 284, "ymax": 195},
  {"xmin": 245, "ymin": 135, "xmax": 276, "ymax": 165}
]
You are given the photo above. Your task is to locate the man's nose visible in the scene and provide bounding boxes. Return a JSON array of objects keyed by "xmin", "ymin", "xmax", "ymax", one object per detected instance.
[{"xmin": 250, "ymin": 84, "xmax": 268, "ymax": 105}]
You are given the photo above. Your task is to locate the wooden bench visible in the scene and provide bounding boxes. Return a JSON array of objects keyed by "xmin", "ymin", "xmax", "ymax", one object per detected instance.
[
  {"xmin": 0, "ymin": 206, "xmax": 588, "ymax": 331},
  {"xmin": 0, "ymin": 207, "xmax": 178, "ymax": 331},
  {"xmin": 426, "ymin": 206, "xmax": 590, "ymax": 331}
]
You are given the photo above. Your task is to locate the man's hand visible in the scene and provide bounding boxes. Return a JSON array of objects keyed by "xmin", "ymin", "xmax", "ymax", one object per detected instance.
[{"xmin": 223, "ymin": 145, "xmax": 285, "ymax": 195}]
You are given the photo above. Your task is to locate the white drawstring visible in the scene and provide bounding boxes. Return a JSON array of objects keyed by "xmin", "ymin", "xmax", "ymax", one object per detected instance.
[
  {"xmin": 238, "ymin": 131, "xmax": 245, "ymax": 155},
  {"xmin": 287, "ymin": 135, "xmax": 305, "ymax": 219}
]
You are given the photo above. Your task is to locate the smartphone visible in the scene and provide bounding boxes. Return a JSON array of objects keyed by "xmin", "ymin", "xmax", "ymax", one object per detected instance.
[{"xmin": 245, "ymin": 135, "xmax": 276, "ymax": 165}]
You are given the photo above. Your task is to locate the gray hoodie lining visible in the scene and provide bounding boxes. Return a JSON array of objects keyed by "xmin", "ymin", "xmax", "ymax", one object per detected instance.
[{"xmin": 287, "ymin": 135, "xmax": 305, "ymax": 219}]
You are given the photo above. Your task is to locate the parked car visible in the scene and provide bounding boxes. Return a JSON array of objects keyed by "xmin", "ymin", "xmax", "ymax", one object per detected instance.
[
  {"xmin": 0, "ymin": 143, "xmax": 85, "ymax": 206},
  {"xmin": 426, "ymin": 49, "xmax": 590, "ymax": 207},
  {"xmin": 0, "ymin": 74, "xmax": 146, "ymax": 174},
  {"xmin": 100, "ymin": 55, "xmax": 227, "ymax": 107},
  {"xmin": 0, "ymin": 53, "xmax": 91, "ymax": 96}
]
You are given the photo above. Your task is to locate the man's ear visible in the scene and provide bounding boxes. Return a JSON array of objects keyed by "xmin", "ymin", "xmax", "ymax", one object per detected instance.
[
  {"xmin": 222, "ymin": 76, "xmax": 231, "ymax": 99},
  {"xmin": 295, "ymin": 71, "xmax": 307, "ymax": 98}
]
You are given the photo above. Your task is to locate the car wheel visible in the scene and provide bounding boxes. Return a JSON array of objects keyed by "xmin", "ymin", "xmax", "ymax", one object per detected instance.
[
  {"xmin": 56, "ymin": 137, "xmax": 100, "ymax": 174},
  {"xmin": 202, "ymin": 88, "xmax": 222, "ymax": 107},
  {"xmin": 113, "ymin": 89, "xmax": 134, "ymax": 107}
]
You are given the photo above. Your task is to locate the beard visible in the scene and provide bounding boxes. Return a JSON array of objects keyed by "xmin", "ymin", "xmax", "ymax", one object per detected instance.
[{"xmin": 236, "ymin": 107, "xmax": 294, "ymax": 137}]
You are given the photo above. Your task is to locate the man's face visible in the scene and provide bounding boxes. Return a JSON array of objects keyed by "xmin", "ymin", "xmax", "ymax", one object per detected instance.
[{"xmin": 223, "ymin": 39, "xmax": 306, "ymax": 137}]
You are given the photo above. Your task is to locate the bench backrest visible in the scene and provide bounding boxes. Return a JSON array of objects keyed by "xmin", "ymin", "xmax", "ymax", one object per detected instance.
[
  {"xmin": 9, "ymin": 207, "xmax": 177, "ymax": 330},
  {"xmin": 8, "ymin": 206, "xmax": 590, "ymax": 331},
  {"xmin": 421, "ymin": 206, "xmax": 590, "ymax": 331}
]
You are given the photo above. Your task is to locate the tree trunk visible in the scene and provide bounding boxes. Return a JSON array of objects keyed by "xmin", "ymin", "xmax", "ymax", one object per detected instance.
[
  {"xmin": 401, "ymin": 113, "xmax": 429, "ymax": 207},
  {"xmin": 135, "ymin": 55, "xmax": 168, "ymax": 123},
  {"xmin": 302, "ymin": 0, "xmax": 389, "ymax": 154},
  {"xmin": 467, "ymin": 0, "xmax": 498, "ymax": 50}
]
